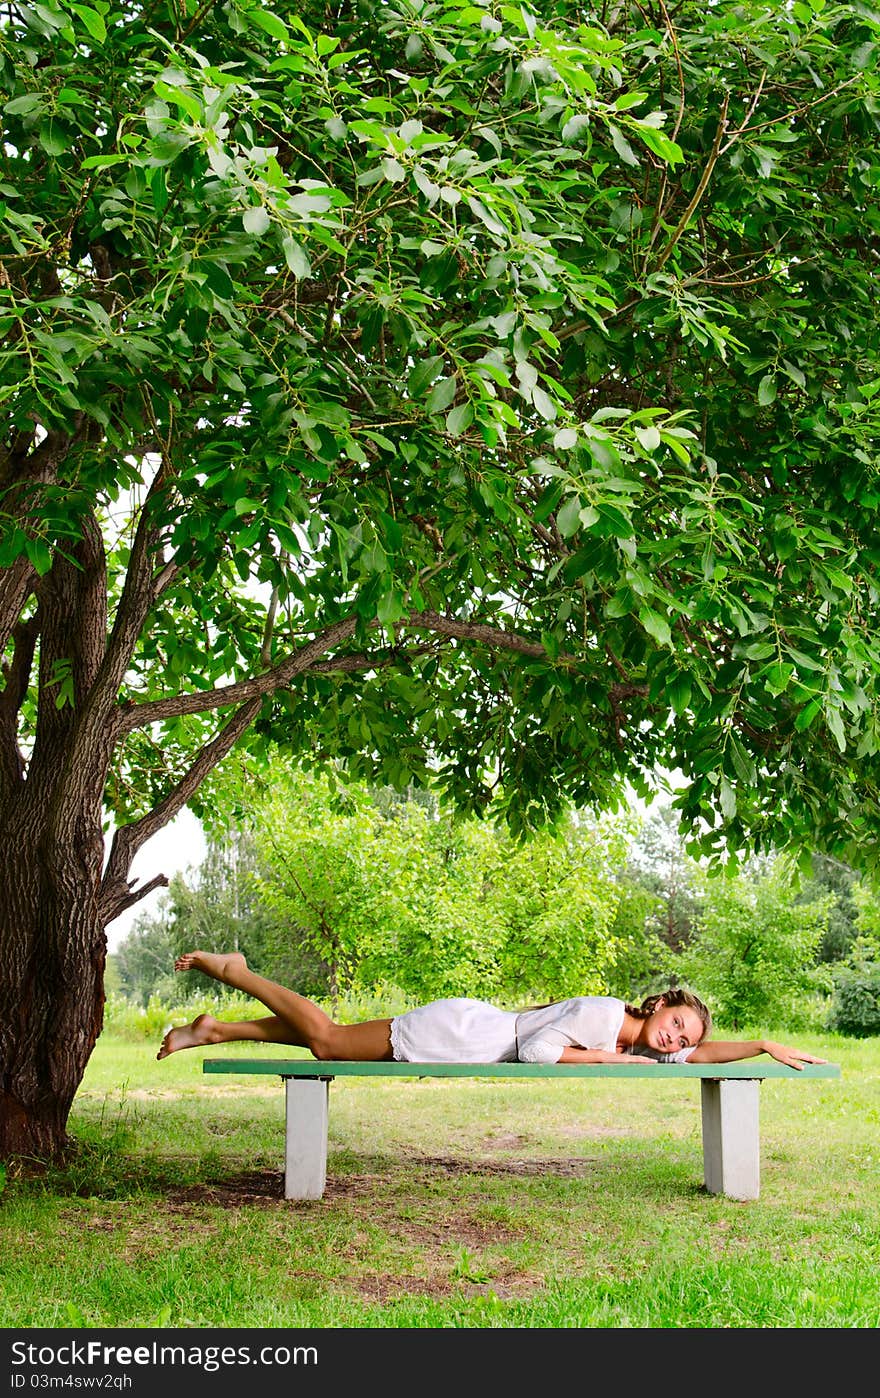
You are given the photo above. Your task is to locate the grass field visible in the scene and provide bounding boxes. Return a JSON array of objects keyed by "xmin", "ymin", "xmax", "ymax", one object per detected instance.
[{"xmin": 2, "ymin": 1026, "xmax": 878, "ymax": 1328}]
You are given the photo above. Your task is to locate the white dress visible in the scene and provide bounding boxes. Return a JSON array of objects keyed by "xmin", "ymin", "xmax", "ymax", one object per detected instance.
[
  {"xmin": 390, "ymin": 998, "xmax": 519, "ymax": 1064},
  {"xmin": 389, "ymin": 995, "xmax": 695, "ymax": 1065}
]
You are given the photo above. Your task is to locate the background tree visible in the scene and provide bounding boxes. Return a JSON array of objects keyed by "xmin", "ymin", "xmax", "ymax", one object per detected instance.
[
  {"xmin": 250, "ymin": 770, "xmax": 404, "ymax": 1010},
  {"xmin": 674, "ymin": 861, "xmax": 833, "ymax": 1030},
  {"xmin": 796, "ymin": 853, "xmax": 861, "ymax": 965},
  {"xmin": 604, "ymin": 880, "xmax": 669, "ymax": 1001},
  {"xmin": 616, "ymin": 803, "xmax": 702, "ymax": 948},
  {"xmin": 113, "ymin": 827, "xmax": 327, "ymax": 1003},
  {"xmin": 241, "ymin": 764, "xmax": 627, "ymax": 1004},
  {"xmin": 113, "ymin": 896, "xmax": 178, "ymax": 1007},
  {"xmin": 603, "ymin": 801, "xmax": 702, "ymax": 997},
  {"xmin": 3, "ymin": 0, "xmax": 880, "ymax": 1158},
  {"xmin": 827, "ymin": 883, "xmax": 880, "ymax": 1036}
]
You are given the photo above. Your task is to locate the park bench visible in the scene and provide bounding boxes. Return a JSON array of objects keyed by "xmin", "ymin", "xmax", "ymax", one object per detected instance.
[{"xmin": 202, "ymin": 1057, "xmax": 840, "ymax": 1202}]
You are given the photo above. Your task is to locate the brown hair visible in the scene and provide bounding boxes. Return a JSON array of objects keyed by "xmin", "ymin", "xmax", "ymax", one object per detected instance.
[{"xmin": 625, "ymin": 987, "xmax": 712, "ymax": 1044}]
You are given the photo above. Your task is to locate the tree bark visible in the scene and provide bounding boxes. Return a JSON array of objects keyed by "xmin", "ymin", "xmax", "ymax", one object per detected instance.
[
  {"xmin": 0, "ymin": 498, "xmax": 110, "ymax": 1162},
  {"xmin": 0, "ymin": 788, "xmax": 106, "ymax": 1160}
]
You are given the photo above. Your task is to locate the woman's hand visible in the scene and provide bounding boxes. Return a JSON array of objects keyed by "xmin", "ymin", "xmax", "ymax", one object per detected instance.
[{"xmin": 761, "ymin": 1041, "xmax": 828, "ymax": 1069}]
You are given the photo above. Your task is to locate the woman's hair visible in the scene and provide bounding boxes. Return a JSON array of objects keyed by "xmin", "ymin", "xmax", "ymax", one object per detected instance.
[{"xmin": 626, "ymin": 987, "xmax": 712, "ymax": 1043}]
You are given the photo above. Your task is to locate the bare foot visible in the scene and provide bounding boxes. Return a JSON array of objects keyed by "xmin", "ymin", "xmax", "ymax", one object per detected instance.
[
  {"xmin": 156, "ymin": 1013, "xmax": 222, "ymax": 1061},
  {"xmin": 174, "ymin": 950, "xmax": 247, "ymax": 985}
]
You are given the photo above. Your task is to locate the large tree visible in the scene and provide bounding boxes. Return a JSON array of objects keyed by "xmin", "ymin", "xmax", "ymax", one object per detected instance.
[{"xmin": 1, "ymin": 0, "xmax": 879, "ymax": 1158}]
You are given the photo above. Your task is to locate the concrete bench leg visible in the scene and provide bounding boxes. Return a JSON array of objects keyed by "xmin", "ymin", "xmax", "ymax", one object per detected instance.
[
  {"xmin": 284, "ymin": 1077, "xmax": 330, "ymax": 1200},
  {"xmin": 700, "ymin": 1078, "xmax": 760, "ymax": 1200}
]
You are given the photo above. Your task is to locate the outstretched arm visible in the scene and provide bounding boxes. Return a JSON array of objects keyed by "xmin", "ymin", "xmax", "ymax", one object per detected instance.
[
  {"xmin": 687, "ymin": 1038, "xmax": 827, "ymax": 1069},
  {"xmin": 556, "ymin": 1047, "xmax": 659, "ymax": 1065}
]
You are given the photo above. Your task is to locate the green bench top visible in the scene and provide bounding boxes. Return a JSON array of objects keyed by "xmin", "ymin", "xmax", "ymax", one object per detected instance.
[{"xmin": 203, "ymin": 1058, "xmax": 840, "ymax": 1081}]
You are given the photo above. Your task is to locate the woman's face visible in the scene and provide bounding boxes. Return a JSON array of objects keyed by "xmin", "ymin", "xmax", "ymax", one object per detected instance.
[{"xmin": 644, "ymin": 1003, "xmax": 705, "ymax": 1054}]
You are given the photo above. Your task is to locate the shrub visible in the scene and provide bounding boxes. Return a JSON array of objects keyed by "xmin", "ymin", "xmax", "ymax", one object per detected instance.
[
  {"xmin": 828, "ymin": 954, "xmax": 880, "ymax": 1038},
  {"xmin": 100, "ymin": 984, "xmax": 421, "ymax": 1042},
  {"xmin": 605, "ymin": 882, "xmax": 672, "ymax": 1000},
  {"xmin": 102, "ymin": 990, "xmax": 262, "ymax": 1041}
]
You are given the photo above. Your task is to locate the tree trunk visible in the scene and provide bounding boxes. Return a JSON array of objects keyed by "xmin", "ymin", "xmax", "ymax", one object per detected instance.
[{"xmin": 0, "ymin": 794, "xmax": 106, "ymax": 1161}]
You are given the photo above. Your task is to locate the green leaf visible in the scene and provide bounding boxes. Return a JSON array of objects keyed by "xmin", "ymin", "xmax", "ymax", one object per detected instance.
[
  {"xmin": 728, "ymin": 733, "xmax": 756, "ymax": 785},
  {"xmin": 466, "ymin": 196, "xmax": 507, "ymax": 237},
  {"xmin": 794, "ymin": 699, "xmax": 822, "ymax": 732},
  {"xmin": 825, "ymin": 706, "xmax": 846, "ymax": 753},
  {"xmin": 668, "ymin": 674, "xmax": 692, "ymax": 715},
  {"xmin": 719, "ymin": 775, "xmax": 737, "ymax": 819},
  {"xmin": 634, "ymin": 124, "xmax": 684, "ymax": 165},
  {"xmin": 38, "ymin": 121, "xmax": 69, "ymax": 155},
  {"xmin": 758, "ymin": 375, "xmax": 777, "ymax": 406},
  {"xmin": 243, "ymin": 206, "xmax": 271, "ymax": 236},
  {"xmin": 81, "ymin": 153, "xmax": 127, "ymax": 169},
  {"xmin": 409, "ymin": 355, "xmax": 445, "ymax": 397},
  {"xmin": 605, "ymin": 588, "xmax": 634, "ymax": 618},
  {"xmin": 553, "ymin": 427, "xmax": 578, "ymax": 450},
  {"xmin": 532, "ymin": 387, "xmax": 557, "ymax": 421},
  {"xmin": 4, "ymin": 94, "xmax": 43, "ymax": 116},
  {"xmin": 377, "ymin": 590, "xmax": 405, "ymax": 625},
  {"xmin": 782, "ymin": 359, "xmax": 806, "ymax": 389},
  {"xmin": 250, "ymin": 9, "xmax": 290, "ymax": 41},
  {"xmin": 24, "ymin": 536, "xmax": 52, "ymax": 575},
  {"xmin": 413, "ymin": 167, "xmax": 441, "ymax": 204},
  {"xmin": 562, "ymin": 114, "xmax": 591, "ymax": 144},
  {"xmin": 556, "ymin": 495, "xmax": 583, "ymax": 538},
  {"xmin": 446, "ymin": 401, "xmax": 474, "ymax": 436},
  {"xmin": 426, "ymin": 376, "xmax": 457, "ymax": 414},
  {"xmin": 634, "ymin": 424, "xmax": 661, "ymax": 452},
  {"xmin": 639, "ymin": 606, "xmax": 673, "ymax": 647},
  {"xmin": 762, "ymin": 663, "xmax": 794, "ymax": 695},
  {"xmin": 609, "ymin": 125, "xmax": 639, "ymax": 166},
  {"xmin": 281, "ymin": 234, "xmax": 310, "ymax": 277}
]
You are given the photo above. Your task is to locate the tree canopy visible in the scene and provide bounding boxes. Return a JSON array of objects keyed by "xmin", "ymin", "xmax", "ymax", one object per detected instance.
[{"xmin": 4, "ymin": 0, "xmax": 880, "ymax": 918}]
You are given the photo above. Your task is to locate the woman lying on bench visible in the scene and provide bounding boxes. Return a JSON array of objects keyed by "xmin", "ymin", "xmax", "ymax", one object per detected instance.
[{"xmin": 156, "ymin": 951, "xmax": 825, "ymax": 1070}]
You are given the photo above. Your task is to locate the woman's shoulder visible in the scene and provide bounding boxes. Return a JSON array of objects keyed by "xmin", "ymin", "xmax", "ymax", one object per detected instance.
[
  {"xmin": 516, "ymin": 995, "xmax": 625, "ymax": 1024},
  {"xmin": 567, "ymin": 995, "xmax": 624, "ymax": 1012},
  {"xmin": 543, "ymin": 995, "xmax": 624, "ymax": 1018}
]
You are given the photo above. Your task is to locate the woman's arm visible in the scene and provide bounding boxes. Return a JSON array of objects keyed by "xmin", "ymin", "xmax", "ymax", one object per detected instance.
[
  {"xmin": 557, "ymin": 1046, "xmax": 659, "ymax": 1065},
  {"xmin": 687, "ymin": 1039, "xmax": 827, "ymax": 1069}
]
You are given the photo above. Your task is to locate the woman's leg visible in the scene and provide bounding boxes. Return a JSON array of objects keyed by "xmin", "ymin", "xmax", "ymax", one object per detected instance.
[
  {"xmin": 165, "ymin": 950, "xmax": 393, "ymax": 1061},
  {"xmin": 157, "ymin": 1013, "xmax": 298, "ymax": 1060}
]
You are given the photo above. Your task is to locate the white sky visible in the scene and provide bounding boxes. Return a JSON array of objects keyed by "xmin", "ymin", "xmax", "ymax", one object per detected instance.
[{"xmin": 104, "ymin": 807, "xmax": 207, "ymax": 952}]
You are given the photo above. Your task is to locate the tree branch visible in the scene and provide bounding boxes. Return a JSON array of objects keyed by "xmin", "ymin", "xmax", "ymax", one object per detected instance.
[
  {"xmin": 118, "ymin": 604, "xmax": 643, "ymax": 739},
  {"xmin": 0, "ymin": 555, "xmax": 38, "ymax": 660},
  {"xmin": 260, "ymin": 584, "xmax": 280, "ymax": 668},
  {"xmin": 117, "ymin": 615, "xmax": 360, "ymax": 732},
  {"xmin": 75, "ymin": 443, "xmax": 180, "ymax": 744},
  {"xmin": 0, "ymin": 613, "xmax": 39, "ymax": 795},
  {"xmin": 403, "ymin": 609, "xmax": 561, "ymax": 661},
  {"xmin": 658, "ymin": 0, "xmax": 686, "ymax": 142},
  {"xmin": 102, "ymin": 872, "xmax": 170, "ymax": 923},
  {"xmin": 99, "ymin": 696, "xmax": 262, "ymax": 924},
  {"xmin": 310, "ymin": 643, "xmax": 436, "ymax": 674},
  {"xmin": 653, "ymin": 93, "xmax": 730, "ymax": 274},
  {"xmin": 719, "ymin": 73, "xmax": 858, "ymax": 154},
  {"xmin": 719, "ymin": 70, "xmax": 767, "ymax": 156}
]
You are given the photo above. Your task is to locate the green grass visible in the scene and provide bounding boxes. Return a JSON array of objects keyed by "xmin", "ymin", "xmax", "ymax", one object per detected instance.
[{"xmin": 1, "ymin": 1028, "xmax": 878, "ymax": 1328}]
